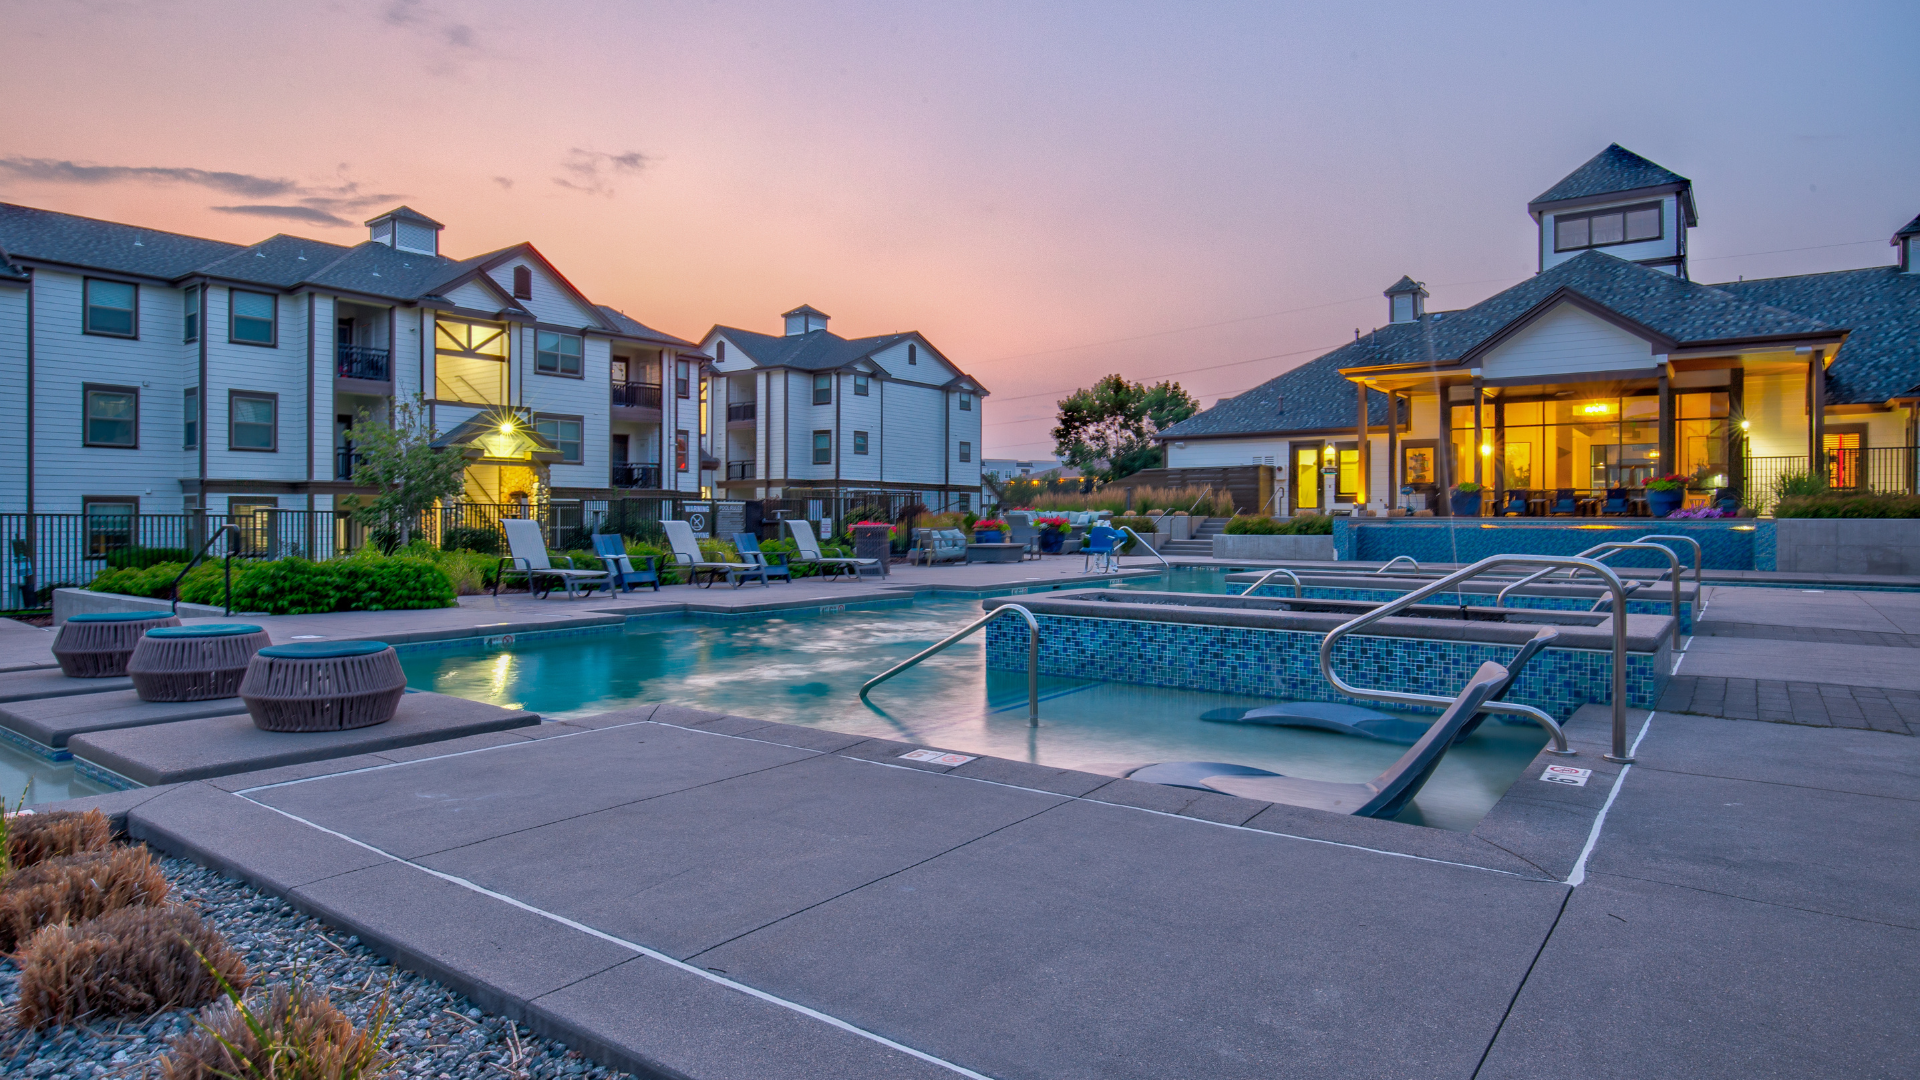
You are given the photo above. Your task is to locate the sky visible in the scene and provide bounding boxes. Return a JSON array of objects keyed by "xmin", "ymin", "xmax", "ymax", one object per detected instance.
[{"xmin": 5, "ymin": 0, "xmax": 1917, "ymax": 458}]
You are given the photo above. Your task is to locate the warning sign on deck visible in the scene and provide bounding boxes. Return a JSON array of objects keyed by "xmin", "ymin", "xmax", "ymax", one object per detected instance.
[
  {"xmin": 1541, "ymin": 764, "xmax": 1592, "ymax": 787},
  {"xmin": 900, "ymin": 749, "xmax": 976, "ymax": 766}
]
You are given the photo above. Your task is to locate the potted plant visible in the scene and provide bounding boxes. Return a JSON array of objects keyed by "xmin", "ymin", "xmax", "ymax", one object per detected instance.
[
  {"xmin": 973, "ymin": 518, "xmax": 1009, "ymax": 544},
  {"xmin": 1645, "ymin": 473, "xmax": 1689, "ymax": 518},
  {"xmin": 1449, "ymin": 482, "xmax": 1484, "ymax": 518},
  {"xmin": 1035, "ymin": 515, "xmax": 1070, "ymax": 554}
]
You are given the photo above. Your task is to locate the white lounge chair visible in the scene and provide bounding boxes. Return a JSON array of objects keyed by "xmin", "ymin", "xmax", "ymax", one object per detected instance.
[
  {"xmin": 495, "ymin": 518, "xmax": 611, "ymax": 599},
  {"xmin": 662, "ymin": 519, "xmax": 766, "ymax": 588},
  {"xmin": 784, "ymin": 519, "xmax": 882, "ymax": 580}
]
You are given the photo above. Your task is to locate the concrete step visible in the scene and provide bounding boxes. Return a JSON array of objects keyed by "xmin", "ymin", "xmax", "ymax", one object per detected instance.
[{"xmin": 1160, "ymin": 540, "xmax": 1214, "ymax": 555}]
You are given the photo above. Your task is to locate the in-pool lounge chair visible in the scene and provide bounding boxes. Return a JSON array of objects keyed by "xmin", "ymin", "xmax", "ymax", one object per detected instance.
[
  {"xmin": 592, "ymin": 534, "xmax": 660, "ymax": 593},
  {"xmin": 734, "ymin": 533, "xmax": 793, "ymax": 583},
  {"xmin": 1127, "ymin": 659, "xmax": 1512, "ymax": 818},
  {"xmin": 663, "ymin": 520, "xmax": 766, "ymax": 588},
  {"xmin": 783, "ymin": 519, "xmax": 882, "ymax": 580},
  {"xmin": 496, "ymin": 519, "xmax": 611, "ymax": 598}
]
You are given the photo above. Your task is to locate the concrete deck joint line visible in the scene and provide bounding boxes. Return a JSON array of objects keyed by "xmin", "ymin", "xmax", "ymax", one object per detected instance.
[
  {"xmin": 1566, "ymin": 710, "xmax": 1656, "ymax": 887},
  {"xmin": 233, "ymin": 792, "xmax": 1004, "ymax": 1080}
]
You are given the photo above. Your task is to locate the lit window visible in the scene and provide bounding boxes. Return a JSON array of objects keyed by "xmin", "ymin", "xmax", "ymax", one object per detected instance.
[
  {"xmin": 183, "ymin": 286, "xmax": 200, "ymax": 342},
  {"xmin": 536, "ymin": 331, "xmax": 583, "ymax": 375},
  {"xmin": 1554, "ymin": 202, "xmax": 1662, "ymax": 252},
  {"xmin": 84, "ymin": 385, "xmax": 138, "ymax": 447},
  {"xmin": 676, "ymin": 430, "xmax": 689, "ymax": 471},
  {"xmin": 535, "ymin": 416, "xmax": 583, "ymax": 463},
  {"xmin": 854, "ymin": 373, "xmax": 869, "ymax": 396},
  {"xmin": 813, "ymin": 430, "xmax": 832, "ymax": 465},
  {"xmin": 229, "ymin": 392, "xmax": 277, "ymax": 451},
  {"xmin": 84, "ymin": 279, "xmax": 137, "ymax": 337},
  {"xmin": 854, "ymin": 430, "xmax": 869, "ymax": 455},
  {"xmin": 84, "ymin": 500, "xmax": 136, "ymax": 558},
  {"xmin": 184, "ymin": 388, "xmax": 199, "ymax": 449},
  {"xmin": 230, "ymin": 290, "xmax": 276, "ymax": 345},
  {"xmin": 958, "ymin": 441, "xmax": 972, "ymax": 463}
]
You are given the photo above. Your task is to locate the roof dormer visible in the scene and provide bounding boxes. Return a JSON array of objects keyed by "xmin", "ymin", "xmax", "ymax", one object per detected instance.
[
  {"xmin": 1896, "ymin": 213, "xmax": 1920, "ymax": 274},
  {"xmin": 1384, "ymin": 276, "xmax": 1427, "ymax": 324},
  {"xmin": 782, "ymin": 304, "xmax": 830, "ymax": 336},
  {"xmin": 365, "ymin": 206, "xmax": 444, "ymax": 256},
  {"xmin": 1529, "ymin": 145, "xmax": 1695, "ymax": 278}
]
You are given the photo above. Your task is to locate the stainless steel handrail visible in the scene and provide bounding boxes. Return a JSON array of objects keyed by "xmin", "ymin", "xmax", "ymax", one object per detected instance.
[
  {"xmin": 1589, "ymin": 580, "xmax": 1644, "ymax": 611},
  {"xmin": 861, "ymin": 603, "xmax": 1041, "ymax": 725},
  {"xmin": 1318, "ymin": 554, "xmax": 1638, "ymax": 759},
  {"xmin": 170, "ymin": 524, "xmax": 241, "ymax": 616},
  {"xmin": 1116, "ymin": 526, "xmax": 1170, "ymax": 569},
  {"xmin": 1239, "ymin": 568, "xmax": 1303, "ymax": 597},
  {"xmin": 1497, "ymin": 541, "xmax": 1684, "ymax": 649},
  {"xmin": 1374, "ymin": 555, "xmax": 1421, "ymax": 574},
  {"xmin": 1636, "ymin": 533, "xmax": 1703, "ymax": 588}
]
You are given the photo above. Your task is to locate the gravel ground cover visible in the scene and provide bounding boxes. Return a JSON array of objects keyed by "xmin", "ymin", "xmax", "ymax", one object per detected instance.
[{"xmin": 0, "ymin": 852, "xmax": 635, "ymax": 1080}]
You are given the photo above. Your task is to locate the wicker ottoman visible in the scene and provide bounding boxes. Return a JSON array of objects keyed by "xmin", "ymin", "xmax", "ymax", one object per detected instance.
[
  {"xmin": 127, "ymin": 623, "xmax": 271, "ymax": 702},
  {"xmin": 51, "ymin": 611, "xmax": 182, "ymax": 677},
  {"xmin": 239, "ymin": 641, "xmax": 407, "ymax": 733}
]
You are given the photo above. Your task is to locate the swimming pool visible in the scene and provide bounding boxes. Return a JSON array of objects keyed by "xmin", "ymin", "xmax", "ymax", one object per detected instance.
[
  {"xmin": 0, "ymin": 744, "xmax": 110, "ymax": 806},
  {"xmin": 401, "ymin": 598, "xmax": 1549, "ymax": 832}
]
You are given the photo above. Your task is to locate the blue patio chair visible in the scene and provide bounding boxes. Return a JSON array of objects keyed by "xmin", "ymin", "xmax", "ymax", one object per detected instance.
[
  {"xmin": 1501, "ymin": 489, "xmax": 1529, "ymax": 516},
  {"xmin": 592, "ymin": 534, "xmax": 660, "ymax": 593},
  {"xmin": 1547, "ymin": 488, "xmax": 1580, "ymax": 516},
  {"xmin": 1082, "ymin": 525, "xmax": 1121, "ymax": 573},
  {"xmin": 734, "ymin": 532, "xmax": 792, "ymax": 583},
  {"xmin": 1599, "ymin": 487, "xmax": 1632, "ymax": 516},
  {"xmin": 1713, "ymin": 487, "xmax": 1740, "ymax": 512}
]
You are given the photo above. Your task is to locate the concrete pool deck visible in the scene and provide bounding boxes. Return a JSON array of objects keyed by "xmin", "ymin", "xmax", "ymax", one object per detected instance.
[{"xmin": 20, "ymin": 560, "xmax": 1920, "ymax": 1077}]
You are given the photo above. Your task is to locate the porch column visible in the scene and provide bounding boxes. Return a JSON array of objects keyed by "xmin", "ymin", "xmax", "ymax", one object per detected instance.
[
  {"xmin": 1492, "ymin": 398, "xmax": 1506, "ymax": 514},
  {"xmin": 1809, "ymin": 349, "xmax": 1827, "ymax": 482},
  {"xmin": 1435, "ymin": 397, "xmax": 1455, "ymax": 517},
  {"xmin": 1386, "ymin": 392, "xmax": 1400, "ymax": 511},
  {"xmin": 1471, "ymin": 376, "xmax": 1485, "ymax": 487},
  {"xmin": 1356, "ymin": 382, "xmax": 1370, "ymax": 509},
  {"xmin": 1727, "ymin": 367, "xmax": 1746, "ymax": 501},
  {"xmin": 1657, "ymin": 372, "xmax": 1674, "ymax": 478}
]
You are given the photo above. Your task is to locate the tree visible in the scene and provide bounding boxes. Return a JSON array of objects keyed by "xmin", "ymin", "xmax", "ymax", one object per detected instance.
[
  {"xmin": 1050, "ymin": 375, "xmax": 1199, "ymax": 481},
  {"xmin": 342, "ymin": 394, "xmax": 468, "ymax": 551}
]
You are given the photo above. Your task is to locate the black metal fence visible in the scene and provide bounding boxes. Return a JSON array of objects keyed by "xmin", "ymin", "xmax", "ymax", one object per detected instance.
[
  {"xmin": 1745, "ymin": 447, "xmax": 1920, "ymax": 512},
  {"xmin": 611, "ymin": 381, "xmax": 663, "ymax": 409},
  {"xmin": 335, "ymin": 344, "xmax": 391, "ymax": 381}
]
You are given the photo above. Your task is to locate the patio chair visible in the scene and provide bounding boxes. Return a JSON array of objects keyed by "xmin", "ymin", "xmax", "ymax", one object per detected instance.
[
  {"xmin": 1006, "ymin": 523, "xmax": 1044, "ymax": 560},
  {"xmin": 1599, "ymin": 488, "xmax": 1633, "ymax": 516},
  {"xmin": 1082, "ymin": 525, "xmax": 1121, "ymax": 573},
  {"xmin": 1126, "ymin": 658, "xmax": 1512, "ymax": 819},
  {"xmin": 734, "ymin": 533, "xmax": 792, "ymax": 583},
  {"xmin": 1501, "ymin": 489, "xmax": 1529, "ymax": 516},
  {"xmin": 784, "ymin": 519, "xmax": 882, "ymax": 580},
  {"xmin": 592, "ymin": 534, "xmax": 660, "ymax": 593},
  {"xmin": 909, "ymin": 528, "xmax": 967, "ymax": 566},
  {"xmin": 1713, "ymin": 487, "xmax": 1740, "ymax": 512},
  {"xmin": 495, "ymin": 518, "xmax": 611, "ymax": 599},
  {"xmin": 663, "ymin": 519, "xmax": 766, "ymax": 588},
  {"xmin": 1547, "ymin": 488, "xmax": 1580, "ymax": 516}
]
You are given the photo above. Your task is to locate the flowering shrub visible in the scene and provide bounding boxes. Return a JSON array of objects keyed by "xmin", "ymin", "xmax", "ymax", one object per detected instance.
[
  {"xmin": 1646, "ymin": 472, "xmax": 1692, "ymax": 492},
  {"xmin": 1035, "ymin": 516, "xmax": 1070, "ymax": 532},
  {"xmin": 973, "ymin": 519, "xmax": 1009, "ymax": 531},
  {"xmin": 1665, "ymin": 505, "xmax": 1735, "ymax": 519}
]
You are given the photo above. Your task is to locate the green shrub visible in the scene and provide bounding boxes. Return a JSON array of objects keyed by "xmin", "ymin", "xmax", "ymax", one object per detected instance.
[
  {"xmin": 1223, "ymin": 515, "xmax": 1286, "ymax": 535},
  {"xmin": 1772, "ymin": 470, "xmax": 1829, "ymax": 501},
  {"xmin": 105, "ymin": 546, "xmax": 191, "ymax": 570},
  {"xmin": 176, "ymin": 562, "xmax": 242, "ymax": 607},
  {"xmin": 1282, "ymin": 514, "xmax": 1334, "ymax": 535},
  {"xmin": 1773, "ymin": 492, "xmax": 1920, "ymax": 518},
  {"xmin": 438, "ymin": 525, "xmax": 501, "ymax": 555},
  {"xmin": 333, "ymin": 552, "xmax": 456, "ymax": 612}
]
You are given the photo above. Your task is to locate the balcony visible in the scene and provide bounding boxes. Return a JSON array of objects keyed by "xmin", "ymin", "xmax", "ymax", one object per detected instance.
[
  {"xmin": 334, "ymin": 448, "xmax": 366, "ymax": 481},
  {"xmin": 727, "ymin": 460, "xmax": 755, "ymax": 481},
  {"xmin": 727, "ymin": 401, "xmax": 756, "ymax": 422},
  {"xmin": 336, "ymin": 344, "xmax": 391, "ymax": 382},
  {"xmin": 612, "ymin": 381, "xmax": 662, "ymax": 410},
  {"xmin": 612, "ymin": 463, "xmax": 662, "ymax": 489}
]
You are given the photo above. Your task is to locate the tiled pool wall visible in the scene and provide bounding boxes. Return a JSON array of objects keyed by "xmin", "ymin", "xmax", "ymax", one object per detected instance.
[
  {"xmin": 987, "ymin": 613, "xmax": 1668, "ymax": 719},
  {"xmin": 1249, "ymin": 585, "xmax": 1693, "ymax": 634},
  {"xmin": 1332, "ymin": 518, "xmax": 1771, "ymax": 572}
]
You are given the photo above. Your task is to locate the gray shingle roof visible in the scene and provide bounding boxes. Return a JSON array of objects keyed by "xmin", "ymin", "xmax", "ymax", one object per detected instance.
[
  {"xmin": 1717, "ymin": 266, "xmax": 1920, "ymax": 405},
  {"xmin": 1157, "ymin": 348, "xmax": 1392, "ymax": 439},
  {"xmin": 1897, "ymin": 213, "xmax": 1920, "ymax": 239},
  {"xmin": 1384, "ymin": 275, "xmax": 1424, "ymax": 295},
  {"xmin": 716, "ymin": 325, "xmax": 909, "ymax": 371},
  {"xmin": 596, "ymin": 305, "xmax": 693, "ymax": 347},
  {"xmin": 1531, "ymin": 144, "xmax": 1690, "ymax": 207},
  {"xmin": 0, "ymin": 202, "xmax": 242, "ymax": 279}
]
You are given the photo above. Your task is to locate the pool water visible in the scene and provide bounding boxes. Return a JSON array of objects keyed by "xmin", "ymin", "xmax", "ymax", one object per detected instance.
[
  {"xmin": 402, "ymin": 599, "xmax": 1548, "ymax": 832},
  {"xmin": 0, "ymin": 746, "xmax": 111, "ymax": 807},
  {"xmin": 1115, "ymin": 566, "xmax": 1246, "ymax": 594}
]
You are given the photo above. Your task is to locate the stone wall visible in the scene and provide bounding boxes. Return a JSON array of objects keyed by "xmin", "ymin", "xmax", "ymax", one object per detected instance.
[
  {"xmin": 1211, "ymin": 533, "xmax": 1337, "ymax": 561},
  {"xmin": 1770, "ymin": 519, "xmax": 1920, "ymax": 575}
]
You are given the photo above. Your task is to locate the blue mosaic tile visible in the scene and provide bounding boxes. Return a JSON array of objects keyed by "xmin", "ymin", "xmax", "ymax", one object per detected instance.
[
  {"xmin": 1246, "ymin": 584, "xmax": 1693, "ymax": 634},
  {"xmin": 1754, "ymin": 521, "xmax": 1777, "ymax": 572},
  {"xmin": 987, "ymin": 613, "xmax": 1667, "ymax": 719},
  {"xmin": 1336, "ymin": 519, "xmax": 1761, "ymax": 572}
]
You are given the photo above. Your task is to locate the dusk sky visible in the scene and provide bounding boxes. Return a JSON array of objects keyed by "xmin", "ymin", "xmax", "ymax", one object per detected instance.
[{"xmin": 6, "ymin": 1, "xmax": 1916, "ymax": 458}]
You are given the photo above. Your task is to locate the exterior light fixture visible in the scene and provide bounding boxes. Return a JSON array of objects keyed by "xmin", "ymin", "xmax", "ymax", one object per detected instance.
[
  {"xmin": 498, "ymin": 419, "xmax": 515, "ymax": 433},
  {"xmin": 1581, "ymin": 402, "xmax": 1611, "ymax": 415},
  {"xmin": 1649, "ymin": 450, "xmax": 1659, "ymax": 459},
  {"xmin": 1740, "ymin": 419, "xmax": 1751, "ymax": 431}
]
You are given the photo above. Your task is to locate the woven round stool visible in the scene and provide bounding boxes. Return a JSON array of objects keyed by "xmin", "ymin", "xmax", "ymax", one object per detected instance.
[
  {"xmin": 239, "ymin": 641, "xmax": 407, "ymax": 733},
  {"xmin": 127, "ymin": 623, "xmax": 271, "ymax": 702},
  {"xmin": 51, "ymin": 611, "xmax": 182, "ymax": 677}
]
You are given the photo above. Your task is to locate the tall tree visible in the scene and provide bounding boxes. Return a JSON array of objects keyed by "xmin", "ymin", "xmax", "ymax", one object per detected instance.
[
  {"xmin": 342, "ymin": 394, "xmax": 468, "ymax": 550},
  {"xmin": 1051, "ymin": 375, "xmax": 1199, "ymax": 481}
]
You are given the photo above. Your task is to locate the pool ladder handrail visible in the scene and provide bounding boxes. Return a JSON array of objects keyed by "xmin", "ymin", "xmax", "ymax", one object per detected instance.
[
  {"xmin": 1497, "ymin": 541, "xmax": 1685, "ymax": 650},
  {"xmin": 860, "ymin": 603, "xmax": 1041, "ymax": 726},
  {"xmin": 1115, "ymin": 526, "xmax": 1170, "ymax": 569},
  {"xmin": 1374, "ymin": 555, "xmax": 1421, "ymax": 575},
  {"xmin": 1238, "ymin": 568, "xmax": 1304, "ymax": 597},
  {"xmin": 1319, "ymin": 553, "xmax": 1639, "ymax": 760}
]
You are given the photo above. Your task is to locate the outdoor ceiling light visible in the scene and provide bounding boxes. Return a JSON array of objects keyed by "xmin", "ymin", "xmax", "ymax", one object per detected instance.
[
  {"xmin": 498, "ymin": 419, "xmax": 515, "ymax": 433},
  {"xmin": 1741, "ymin": 419, "xmax": 1751, "ymax": 431},
  {"xmin": 1480, "ymin": 443, "xmax": 1492, "ymax": 455},
  {"xmin": 1581, "ymin": 402, "xmax": 1611, "ymax": 415}
]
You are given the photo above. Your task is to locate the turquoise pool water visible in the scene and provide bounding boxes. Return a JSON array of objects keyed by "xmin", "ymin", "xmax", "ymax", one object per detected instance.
[
  {"xmin": 0, "ymin": 747, "xmax": 110, "ymax": 807},
  {"xmin": 402, "ymin": 598, "xmax": 1549, "ymax": 832}
]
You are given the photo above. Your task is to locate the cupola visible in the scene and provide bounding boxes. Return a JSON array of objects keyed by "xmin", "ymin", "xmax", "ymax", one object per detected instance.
[
  {"xmin": 1529, "ymin": 145, "xmax": 1696, "ymax": 278},
  {"xmin": 1384, "ymin": 276, "xmax": 1427, "ymax": 324},
  {"xmin": 782, "ymin": 304, "xmax": 830, "ymax": 336},
  {"xmin": 1896, "ymin": 213, "xmax": 1920, "ymax": 274},
  {"xmin": 365, "ymin": 206, "xmax": 444, "ymax": 256}
]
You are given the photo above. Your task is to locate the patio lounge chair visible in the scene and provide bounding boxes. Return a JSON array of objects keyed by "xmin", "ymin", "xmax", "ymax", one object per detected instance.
[
  {"xmin": 912, "ymin": 528, "xmax": 968, "ymax": 566},
  {"xmin": 1006, "ymin": 523, "xmax": 1044, "ymax": 560},
  {"xmin": 784, "ymin": 519, "xmax": 882, "ymax": 580},
  {"xmin": 1126, "ymin": 658, "xmax": 1512, "ymax": 818},
  {"xmin": 1547, "ymin": 488, "xmax": 1580, "ymax": 516},
  {"xmin": 663, "ymin": 519, "xmax": 767, "ymax": 588},
  {"xmin": 496, "ymin": 518, "xmax": 611, "ymax": 599},
  {"xmin": 734, "ymin": 533, "xmax": 793, "ymax": 583},
  {"xmin": 592, "ymin": 534, "xmax": 660, "ymax": 593},
  {"xmin": 1599, "ymin": 487, "xmax": 1633, "ymax": 516},
  {"xmin": 1082, "ymin": 525, "xmax": 1121, "ymax": 573},
  {"xmin": 1501, "ymin": 489, "xmax": 1529, "ymax": 516}
]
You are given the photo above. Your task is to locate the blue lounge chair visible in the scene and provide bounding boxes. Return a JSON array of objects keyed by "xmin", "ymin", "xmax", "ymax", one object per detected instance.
[
  {"xmin": 592, "ymin": 534, "xmax": 660, "ymax": 593},
  {"xmin": 1599, "ymin": 487, "xmax": 1633, "ymax": 515},
  {"xmin": 1082, "ymin": 525, "xmax": 1121, "ymax": 572},
  {"xmin": 734, "ymin": 532, "xmax": 792, "ymax": 583},
  {"xmin": 1501, "ymin": 489, "xmax": 1529, "ymax": 516},
  {"xmin": 1547, "ymin": 488, "xmax": 1580, "ymax": 516},
  {"xmin": 1198, "ymin": 627, "xmax": 1556, "ymax": 744},
  {"xmin": 1127, "ymin": 659, "xmax": 1513, "ymax": 818}
]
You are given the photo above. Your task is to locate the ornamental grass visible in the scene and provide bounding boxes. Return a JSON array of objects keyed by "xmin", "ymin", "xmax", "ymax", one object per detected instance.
[
  {"xmin": 0, "ymin": 844, "xmax": 172, "ymax": 950},
  {"xmin": 4, "ymin": 808, "xmax": 113, "ymax": 871},
  {"xmin": 13, "ymin": 905, "xmax": 247, "ymax": 1029},
  {"xmin": 159, "ymin": 977, "xmax": 394, "ymax": 1080}
]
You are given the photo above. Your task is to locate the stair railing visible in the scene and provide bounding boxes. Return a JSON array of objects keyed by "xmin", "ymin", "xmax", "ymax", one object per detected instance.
[
  {"xmin": 1374, "ymin": 555, "xmax": 1421, "ymax": 575},
  {"xmin": 1238, "ymin": 568, "xmax": 1303, "ymax": 597},
  {"xmin": 169, "ymin": 523, "xmax": 241, "ymax": 617},
  {"xmin": 861, "ymin": 604, "xmax": 1041, "ymax": 725},
  {"xmin": 1116, "ymin": 526, "xmax": 1169, "ymax": 568}
]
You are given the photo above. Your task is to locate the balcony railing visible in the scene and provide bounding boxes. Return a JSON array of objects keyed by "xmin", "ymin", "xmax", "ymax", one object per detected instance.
[
  {"xmin": 612, "ymin": 463, "xmax": 662, "ymax": 489},
  {"xmin": 335, "ymin": 344, "xmax": 391, "ymax": 381},
  {"xmin": 727, "ymin": 460, "xmax": 755, "ymax": 481},
  {"xmin": 727, "ymin": 401, "xmax": 756, "ymax": 422},
  {"xmin": 612, "ymin": 381, "xmax": 662, "ymax": 409},
  {"xmin": 334, "ymin": 449, "xmax": 365, "ymax": 481}
]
